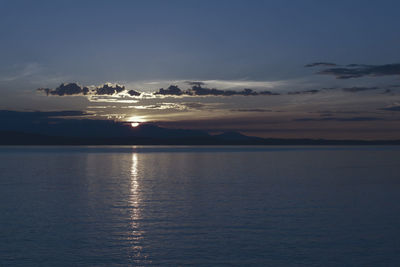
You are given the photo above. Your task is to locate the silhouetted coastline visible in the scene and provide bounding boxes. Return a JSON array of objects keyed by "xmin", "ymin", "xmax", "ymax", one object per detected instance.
[{"xmin": 1, "ymin": 131, "xmax": 399, "ymax": 146}]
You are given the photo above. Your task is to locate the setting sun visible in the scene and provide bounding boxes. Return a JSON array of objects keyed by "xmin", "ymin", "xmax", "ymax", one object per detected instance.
[{"xmin": 128, "ymin": 115, "xmax": 146, "ymax": 128}]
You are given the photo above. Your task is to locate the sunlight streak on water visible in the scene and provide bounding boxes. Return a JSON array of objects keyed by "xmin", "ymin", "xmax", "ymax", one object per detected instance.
[{"xmin": 128, "ymin": 153, "xmax": 147, "ymax": 262}]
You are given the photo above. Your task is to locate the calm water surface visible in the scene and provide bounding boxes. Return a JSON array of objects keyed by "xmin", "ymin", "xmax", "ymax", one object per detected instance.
[{"xmin": 1, "ymin": 146, "xmax": 400, "ymax": 266}]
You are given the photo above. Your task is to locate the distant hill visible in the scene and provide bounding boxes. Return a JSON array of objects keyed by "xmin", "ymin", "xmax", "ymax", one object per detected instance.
[
  {"xmin": 213, "ymin": 131, "xmax": 262, "ymax": 141},
  {"xmin": 0, "ymin": 110, "xmax": 399, "ymax": 145},
  {"xmin": 1, "ymin": 128, "xmax": 399, "ymax": 145}
]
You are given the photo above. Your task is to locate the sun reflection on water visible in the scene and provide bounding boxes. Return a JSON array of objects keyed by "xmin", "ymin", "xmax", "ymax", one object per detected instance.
[{"xmin": 128, "ymin": 152, "xmax": 148, "ymax": 262}]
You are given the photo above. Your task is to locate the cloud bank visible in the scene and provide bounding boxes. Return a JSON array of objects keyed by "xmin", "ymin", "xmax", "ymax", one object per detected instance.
[
  {"xmin": 154, "ymin": 84, "xmax": 280, "ymax": 96},
  {"xmin": 38, "ymin": 83, "xmax": 131, "ymax": 96}
]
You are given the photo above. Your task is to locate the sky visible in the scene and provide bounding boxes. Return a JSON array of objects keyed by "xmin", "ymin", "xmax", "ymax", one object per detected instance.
[{"xmin": 1, "ymin": 0, "xmax": 400, "ymax": 139}]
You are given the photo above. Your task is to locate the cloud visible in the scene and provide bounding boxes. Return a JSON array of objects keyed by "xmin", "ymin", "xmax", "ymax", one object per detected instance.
[
  {"xmin": 0, "ymin": 110, "xmax": 88, "ymax": 118},
  {"xmin": 186, "ymin": 79, "xmax": 284, "ymax": 89},
  {"xmin": 185, "ymin": 81, "xmax": 205, "ymax": 86},
  {"xmin": 315, "ymin": 63, "xmax": 400, "ymax": 79},
  {"xmin": 230, "ymin": 108, "xmax": 273, "ymax": 112},
  {"xmin": 130, "ymin": 102, "xmax": 213, "ymax": 111},
  {"xmin": 88, "ymin": 96, "xmax": 139, "ymax": 103},
  {"xmin": 287, "ymin": 89, "xmax": 320, "ymax": 95},
  {"xmin": 313, "ymin": 110, "xmax": 361, "ymax": 116},
  {"xmin": 38, "ymin": 83, "xmax": 89, "ymax": 96},
  {"xmin": 38, "ymin": 80, "xmax": 284, "ymax": 100},
  {"xmin": 191, "ymin": 85, "xmax": 257, "ymax": 96},
  {"xmin": 38, "ymin": 82, "xmax": 126, "ymax": 96},
  {"xmin": 127, "ymin": 90, "xmax": 141, "ymax": 96},
  {"xmin": 181, "ymin": 102, "xmax": 207, "ymax": 109},
  {"xmin": 40, "ymin": 110, "xmax": 89, "ymax": 117},
  {"xmin": 305, "ymin": 62, "xmax": 337, "ymax": 67},
  {"xmin": 319, "ymin": 85, "xmax": 396, "ymax": 94},
  {"xmin": 380, "ymin": 105, "xmax": 400, "ymax": 111},
  {"xmin": 134, "ymin": 103, "xmax": 187, "ymax": 110},
  {"xmin": 154, "ymin": 85, "xmax": 184, "ymax": 96},
  {"xmin": 294, "ymin": 117, "xmax": 384, "ymax": 122},
  {"xmin": 0, "ymin": 110, "xmax": 92, "ymax": 134},
  {"xmin": 153, "ymin": 84, "xmax": 280, "ymax": 97},
  {"xmin": 341, "ymin": 86, "xmax": 380, "ymax": 92},
  {"xmin": 0, "ymin": 62, "xmax": 43, "ymax": 82},
  {"xmin": 94, "ymin": 83, "xmax": 125, "ymax": 95},
  {"xmin": 259, "ymin": 91, "xmax": 280, "ymax": 95}
]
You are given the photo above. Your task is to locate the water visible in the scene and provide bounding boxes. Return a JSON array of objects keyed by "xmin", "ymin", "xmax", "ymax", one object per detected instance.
[{"xmin": 1, "ymin": 146, "xmax": 400, "ymax": 266}]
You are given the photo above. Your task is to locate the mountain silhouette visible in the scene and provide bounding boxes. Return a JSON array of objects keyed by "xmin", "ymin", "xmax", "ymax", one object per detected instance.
[{"xmin": 0, "ymin": 110, "xmax": 399, "ymax": 145}]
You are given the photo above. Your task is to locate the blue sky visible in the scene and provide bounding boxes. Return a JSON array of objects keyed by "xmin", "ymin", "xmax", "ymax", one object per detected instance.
[{"xmin": 1, "ymin": 0, "xmax": 400, "ymax": 139}]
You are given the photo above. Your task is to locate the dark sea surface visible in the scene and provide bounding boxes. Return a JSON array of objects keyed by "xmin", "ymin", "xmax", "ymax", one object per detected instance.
[{"xmin": 1, "ymin": 146, "xmax": 400, "ymax": 266}]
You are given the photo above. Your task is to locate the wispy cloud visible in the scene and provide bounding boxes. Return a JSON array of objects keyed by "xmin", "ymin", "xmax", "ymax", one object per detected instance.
[
  {"xmin": 307, "ymin": 62, "xmax": 400, "ymax": 79},
  {"xmin": 133, "ymin": 103, "xmax": 187, "ymax": 110},
  {"xmin": 287, "ymin": 89, "xmax": 320, "ymax": 95},
  {"xmin": 380, "ymin": 105, "xmax": 400, "ymax": 111},
  {"xmin": 304, "ymin": 62, "xmax": 337, "ymax": 67},
  {"xmin": 341, "ymin": 86, "xmax": 380, "ymax": 92},
  {"xmin": 230, "ymin": 108, "xmax": 273, "ymax": 112},
  {"xmin": 294, "ymin": 117, "xmax": 384, "ymax": 122},
  {"xmin": 0, "ymin": 63, "xmax": 42, "ymax": 82}
]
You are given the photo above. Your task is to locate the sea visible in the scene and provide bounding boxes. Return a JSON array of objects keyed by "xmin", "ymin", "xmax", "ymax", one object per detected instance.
[{"xmin": 1, "ymin": 146, "xmax": 400, "ymax": 266}]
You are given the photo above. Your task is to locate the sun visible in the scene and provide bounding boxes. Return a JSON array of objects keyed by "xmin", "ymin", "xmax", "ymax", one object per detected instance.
[{"xmin": 127, "ymin": 115, "xmax": 146, "ymax": 128}]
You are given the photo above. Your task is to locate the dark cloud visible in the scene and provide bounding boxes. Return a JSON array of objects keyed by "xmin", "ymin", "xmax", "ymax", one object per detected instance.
[
  {"xmin": 230, "ymin": 108, "xmax": 273, "ymax": 112},
  {"xmin": 38, "ymin": 82, "xmax": 126, "ymax": 96},
  {"xmin": 320, "ymin": 85, "xmax": 397, "ymax": 94},
  {"xmin": 191, "ymin": 85, "xmax": 259, "ymax": 96},
  {"xmin": 95, "ymin": 84, "xmax": 125, "ymax": 95},
  {"xmin": 258, "ymin": 91, "xmax": 280, "ymax": 95},
  {"xmin": 185, "ymin": 81, "xmax": 205, "ymax": 86},
  {"xmin": 305, "ymin": 62, "xmax": 337, "ymax": 67},
  {"xmin": 154, "ymin": 84, "xmax": 280, "ymax": 97},
  {"xmin": 319, "ymin": 113, "xmax": 333, "ymax": 117},
  {"xmin": 316, "ymin": 63, "xmax": 400, "ymax": 79},
  {"xmin": 0, "ymin": 110, "xmax": 88, "ymax": 118},
  {"xmin": 39, "ymin": 82, "xmax": 282, "ymax": 99},
  {"xmin": 38, "ymin": 83, "xmax": 89, "ymax": 96},
  {"xmin": 127, "ymin": 89, "xmax": 141, "ymax": 96},
  {"xmin": 191, "ymin": 85, "xmax": 234, "ymax": 96},
  {"xmin": 313, "ymin": 110, "xmax": 361, "ymax": 116},
  {"xmin": 380, "ymin": 106, "xmax": 400, "ymax": 111},
  {"xmin": 287, "ymin": 89, "xmax": 320, "ymax": 95},
  {"xmin": 294, "ymin": 117, "xmax": 383, "ymax": 122},
  {"xmin": 190, "ymin": 85, "xmax": 282, "ymax": 96},
  {"xmin": 155, "ymin": 85, "xmax": 184, "ymax": 96},
  {"xmin": 313, "ymin": 85, "xmax": 396, "ymax": 94},
  {"xmin": 346, "ymin": 64, "xmax": 368, "ymax": 67},
  {"xmin": 342, "ymin": 86, "xmax": 379, "ymax": 92}
]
